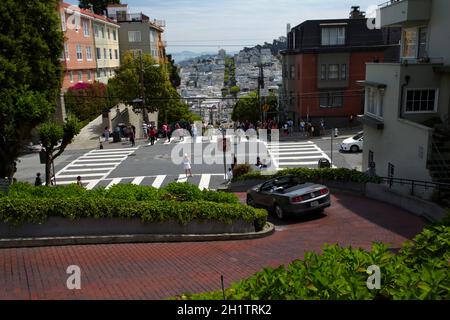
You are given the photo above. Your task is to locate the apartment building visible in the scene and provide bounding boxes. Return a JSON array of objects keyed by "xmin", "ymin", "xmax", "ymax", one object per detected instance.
[
  {"xmin": 106, "ymin": 4, "xmax": 167, "ymax": 64},
  {"xmin": 59, "ymin": 2, "xmax": 96, "ymax": 90},
  {"xmin": 359, "ymin": 0, "xmax": 450, "ymax": 196},
  {"xmin": 92, "ymin": 14, "xmax": 120, "ymax": 83},
  {"xmin": 281, "ymin": 6, "xmax": 400, "ymax": 128}
]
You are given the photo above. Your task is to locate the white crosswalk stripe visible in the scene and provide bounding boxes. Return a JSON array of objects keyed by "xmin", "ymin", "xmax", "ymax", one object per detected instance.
[
  {"xmin": 265, "ymin": 141, "xmax": 333, "ymax": 169},
  {"xmin": 57, "ymin": 174, "xmax": 224, "ymax": 191},
  {"xmin": 55, "ymin": 147, "xmax": 138, "ymax": 185}
]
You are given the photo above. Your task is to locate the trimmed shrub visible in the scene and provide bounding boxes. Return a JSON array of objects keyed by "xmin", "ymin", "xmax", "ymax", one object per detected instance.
[
  {"xmin": 232, "ymin": 164, "xmax": 252, "ymax": 180},
  {"xmin": 233, "ymin": 168, "xmax": 382, "ymax": 184},
  {"xmin": 159, "ymin": 182, "xmax": 203, "ymax": 202},
  {"xmin": 201, "ymin": 190, "xmax": 239, "ymax": 204},
  {"xmin": 0, "ymin": 198, "xmax": 268, "ymax": 230},
  {"xmin": 177, "ymin": 225, "xmax": 450, "ymax": 300}
]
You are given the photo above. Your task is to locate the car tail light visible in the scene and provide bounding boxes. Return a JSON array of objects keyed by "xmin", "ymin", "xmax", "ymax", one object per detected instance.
[
  {"xmin": 291, "ymin": 195, "xmax": 304, "ymax": 203},
  {"xmin": 320, "ymin": 188, "xmax": 329, "ymax": 195}
]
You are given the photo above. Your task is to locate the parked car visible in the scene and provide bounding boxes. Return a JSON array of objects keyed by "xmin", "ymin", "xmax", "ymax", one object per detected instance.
[
  {"xmin": 340, "ymin": 131, "xmax": 363, "ymax": 152},
  {"xmin": 246, "ymin": 175, "xmax": 331, "ymax": 220}
]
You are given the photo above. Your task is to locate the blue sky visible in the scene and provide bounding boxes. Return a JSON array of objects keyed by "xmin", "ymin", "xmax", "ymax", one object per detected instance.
[{"xmin": 68, "ymin": 0, "xmax": 380, "ymax": 53}]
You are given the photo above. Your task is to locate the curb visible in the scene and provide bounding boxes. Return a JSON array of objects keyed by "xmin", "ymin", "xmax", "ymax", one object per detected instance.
[{"xmin": 0, "ymin": 223, "xmax": 275, "ymax": 249}]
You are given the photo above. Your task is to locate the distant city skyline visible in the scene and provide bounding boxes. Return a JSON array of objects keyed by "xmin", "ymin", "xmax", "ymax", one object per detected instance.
[{"xmin": 66, "ymin": 0, "xmax": 380, "ymax": 54}]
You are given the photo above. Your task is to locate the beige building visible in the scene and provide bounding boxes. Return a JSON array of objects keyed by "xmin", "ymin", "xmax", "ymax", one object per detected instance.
[
  {"xmin": 359, "ymin": 0, "xmax": 450, "ymax": 198},
  {"xmin": 92, "ymin": 14, "xmax": 120, "ymax": 83}
]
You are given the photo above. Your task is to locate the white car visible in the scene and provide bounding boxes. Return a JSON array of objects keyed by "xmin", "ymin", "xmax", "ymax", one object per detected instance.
[{"xmin": 340, "ymin": 132, "xmax": 363, "ymax": 152}]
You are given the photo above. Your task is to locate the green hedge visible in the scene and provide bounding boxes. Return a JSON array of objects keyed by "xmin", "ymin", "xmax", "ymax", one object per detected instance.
[
  {"xmin": 0, "ymin": 197, "xmax": 267, "ymax": 230},
  {"xmin": 232, "ymin": 168, "xmax": 382, "ymax": 184},
  {"xmin": 178, "ymin": 225, "xmax": 450, "ymax": 300},
  {"xmin": 5, "ymin": 182, "xmax": 239, "ymax": 204}
]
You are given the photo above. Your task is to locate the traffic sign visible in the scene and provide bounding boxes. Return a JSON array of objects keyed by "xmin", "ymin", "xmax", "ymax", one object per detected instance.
[{"xmin": 262, "ymin": 104, "xmax": 270, "ymax": 112}]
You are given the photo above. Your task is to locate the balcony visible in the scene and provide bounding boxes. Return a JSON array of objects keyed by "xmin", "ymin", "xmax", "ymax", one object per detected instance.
[{"xmin": 378, "ymin": 0, "xmax": 432, "ymax": 27}]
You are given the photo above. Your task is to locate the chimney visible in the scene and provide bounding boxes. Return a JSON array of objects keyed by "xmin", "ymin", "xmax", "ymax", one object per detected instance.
[
  {"xmin": 286, "ymin": 23, "xmax": 291, "ymax": 35},
  {"xmin": 350, "ymin": 6, "xmax": 366, "ymax": 19}
]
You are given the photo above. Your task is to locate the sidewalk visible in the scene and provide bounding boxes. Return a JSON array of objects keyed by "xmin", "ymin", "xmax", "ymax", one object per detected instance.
[{"xmin": 279, "ymin": 126, "xmax": 363, "ymax": 142}]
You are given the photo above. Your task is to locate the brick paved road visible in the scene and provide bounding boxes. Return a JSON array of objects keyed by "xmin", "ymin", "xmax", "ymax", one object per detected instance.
[{"xmin": 0, "ymin": 193, "xmax": 426, "ymax": 300}]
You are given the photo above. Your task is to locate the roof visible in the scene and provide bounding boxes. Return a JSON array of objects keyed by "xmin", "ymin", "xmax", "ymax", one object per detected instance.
[{"xmin": 61, "ymin": 2, "xmax": 119, "ymax": 26}]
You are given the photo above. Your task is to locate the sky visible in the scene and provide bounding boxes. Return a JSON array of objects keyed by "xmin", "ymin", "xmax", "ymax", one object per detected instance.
[{"xmin": 67, "ymin": 0, "xmax": 380, "ymax": 54}]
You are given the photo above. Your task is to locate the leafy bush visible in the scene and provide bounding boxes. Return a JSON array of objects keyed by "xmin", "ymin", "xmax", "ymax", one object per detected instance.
[
  {"xmin": 233, "ymin": 168, "xmax": 382, "ymax": 184},
  {"xmin": 0, "ymin": 198, "xmax": 268, "ymax": 230},
  {"xmin": 232, "ymin": 164, "xmax": 252, "ymax": 180},
  {"xmin": 159, "ymin": 182, "xmax": 203, "ymax": 202},
  {"xmin": 4, "ymin": 181, "xmax": 239, "ymax": 204},
  {"xmin": 179, "ymin": 225, "xmax": 450, "ymax": 300}
]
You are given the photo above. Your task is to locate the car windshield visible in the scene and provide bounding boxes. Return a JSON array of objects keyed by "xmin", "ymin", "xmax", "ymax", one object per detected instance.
[{"xmin": 353, "ymin": 132, "xmax": 363, "ymax": 140}]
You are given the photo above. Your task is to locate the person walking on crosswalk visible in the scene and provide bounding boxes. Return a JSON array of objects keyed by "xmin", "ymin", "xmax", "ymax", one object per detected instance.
[{"xmin": 183, "ymin": 154, "xmax": 193, "ymax": 178}]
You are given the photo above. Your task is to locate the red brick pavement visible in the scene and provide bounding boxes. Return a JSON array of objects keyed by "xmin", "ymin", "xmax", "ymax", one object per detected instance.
[{"xmin": 0, "ymin": 193, "xmax": 426, "ymax": 300}]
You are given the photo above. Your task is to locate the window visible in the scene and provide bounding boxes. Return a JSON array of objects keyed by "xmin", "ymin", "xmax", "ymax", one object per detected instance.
[
  {"xmin": 402, "ymin": 28, "xmax": 418, "ymax": 58},
  {"xmin": 128, "ymin": 31, "xmax": 142, "ymax": 42},
  {"xmin": 418, "ymin": 27, "xmax": 428, "ymax": 59},
  {"xmin": 87, "ymin": 71, "xmax": 91, "ymax": 81},
  {"xmin": 96, "ymin": 47, "xmax": 101, "ymax": 59},
  {"xmin": 86, "ymin": 46, "xmax": 92, "ymax": 61},
  {"xmin": 130, "ymin": 49, "xmax": 142, "ymax": 58},
  {"xmin": 97, "ymin": 69, "xmax": 101, "ymax": 78},
  {"xmin": 76, "ymin": 45, "xmax": 83, "ymax": 60},
  {"xmin": 366, "ymin": 87, "xmax": 383, "ymax": 118},
  {"xmin": 328, "ymin": 64, "xmax": 339, "ymax": 80},
  {"xmin": 290, "ymin": 65, "xmax": 295, "ymax": 80},
  {"xmin": 321, "ymin": 27, "xmax": 345, "ymax": 46},
  {"xmin": 107, "ymin": 28, "xmax": 110, "ymax": 39},
  {"xmin": 341, "ymin": 64, "xmax": 347, "ymax": 80},
  {"xmin": 109, "ymin": 49, "xmax": 113, "ymax": 60},
  {"xmin": 82, "ymin": 20, "xmax": 90, "ymax": 37},
  {"xmin": 320, "ymin": 91, "xmax": 343, "ymax": 108},
  {"xmin": 320, "ymin": 64, "xmax": 326, "ymax": 80},
  {"xmin": 61, "ymin": 13, "xmax": 66, "ymax": 32},
  {"xmin": 69, "ymin": 71, "xmax": 74, "ymax": 82},
  {"xmin": 64, "ymin": 43, "xmax": 69, "ymax": 61},
  {"xmin": 405, "ymin": 89, "xmax": 438, "ymax": 113},
  {"xmin": 113, "ymin": 30, "xmax": 117, "ymax": 40},
  {"xmin": 78, "ymin": 71, "xmax": 82, "ymax": 82},
  {"xmin": 104, "ymin": 48, "xmax": 107, "ymax": 60},
  {"xmin": 115, "ymin": 49, "xmax": 118, "ymax": 59},
  {"xmin": 101, "ymin": 27, "xmax": 105, "ymax": 38}
]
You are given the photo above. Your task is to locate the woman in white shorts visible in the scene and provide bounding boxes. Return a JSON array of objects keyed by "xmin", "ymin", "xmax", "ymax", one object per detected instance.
[{"xmin": 183, "ymin": 154, "xmax": 193, "ymax": 178}]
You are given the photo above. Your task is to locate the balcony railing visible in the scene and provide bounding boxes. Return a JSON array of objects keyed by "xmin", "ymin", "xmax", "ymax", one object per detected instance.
[
  {"xmin": 377, "ymin": 0, "xmax": 432, "ymax": 27},
  {"xmin": 114, "ymin": 12, "xmax": 150, "ymax": 22}
]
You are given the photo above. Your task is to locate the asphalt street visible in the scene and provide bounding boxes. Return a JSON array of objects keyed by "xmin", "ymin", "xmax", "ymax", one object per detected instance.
[{"xmin": 16, "ymin": 134, "xmax": 362, "ymax": 190}]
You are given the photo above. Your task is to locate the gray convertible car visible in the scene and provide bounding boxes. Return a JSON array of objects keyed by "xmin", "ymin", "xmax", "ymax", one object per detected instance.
[{"xmin": 246, "ymin": 175, "xmax": 331, "ymax": 219}]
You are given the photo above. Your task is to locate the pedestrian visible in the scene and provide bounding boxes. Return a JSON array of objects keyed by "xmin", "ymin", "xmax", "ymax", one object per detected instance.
[
  {"xmin": 149, "ymin": 126, "xmax": 156, "ymax": 145},
  {"xmin": 227, "ymin": 168, "xmax": 233, "ymax": 182},
  {"xmin": 300, "ymin": 120, "xmax": 305, "ymax": 135},
  {"xmin": 231, "ymin": 154, "xmax": 237, "ymax": 170},
  {"xmin": 192, "ymin": 125, "xmax": 198, "ymax": 143},
  {"xmin": 34, "ymin": 173, "xmax": 42, "ymax": 186},
  {"xmin": 142, "ymin": 122, "xmax": 148, "ymax": 140},
  {"xmin": 129, "ymin": 126, "xmax": 136, "ymax": 147},
  {"xmin": 320, "ymin": 119, "xmax": 325, "ymax": 135},
  {"xmin": 183, "ymin": 154, "xmax": 193, "ymax": 178},
  {"xmin": 283, "ymin": 123, "xmax": 289, "ymax": 136},
  {"xmin": 104, "ymin": 126, "xmax": 110, "ymax": 142},
  {"xmin": 76, "ymin": 176, "xmax": 83, "ymax": 187},
  {"xmin": 349, "ymin": 114, "xmax": 354, "ymax": 128},
  {"xmin": 310, "ymin": 125, "xmax": 315, "ymax": 137}
]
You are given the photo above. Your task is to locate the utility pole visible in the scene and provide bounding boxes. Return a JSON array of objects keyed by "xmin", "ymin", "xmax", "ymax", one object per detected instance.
[{"xmin": 258, "ymin": 63, "xmax": 265, "ymax": 123}]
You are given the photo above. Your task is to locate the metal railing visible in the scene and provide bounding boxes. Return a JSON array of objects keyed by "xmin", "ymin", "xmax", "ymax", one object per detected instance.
[
  {"xmin": 380, "ymin": 176, "xmax": 450, "ymax": 198},
  {"xmin": 378, "ymin": 0, "xmax": 403, "ymax": 8},
  {"xmin": 431, "ymin": 141, "xmax": 450, "ymax": 179}
]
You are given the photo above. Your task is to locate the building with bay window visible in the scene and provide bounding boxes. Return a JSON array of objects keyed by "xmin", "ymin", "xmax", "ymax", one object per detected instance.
[
  {"xmin": 359, "ymin": 0, "xmax": 450, "ymax": 197},
  {"xmin": 280, "ymin": 6, "xmax": 400, "ymax": 128}
]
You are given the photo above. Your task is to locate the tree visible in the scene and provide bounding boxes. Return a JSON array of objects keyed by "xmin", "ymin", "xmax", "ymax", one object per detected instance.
[
  {"xmin": 39, "ymin": 117, "xmax": 82, "ymax": 185},
  {"xmin": 79, "ymin": 0, "xmax": 120, "ymax": 15},
  {"xmin": 166, "ymin": 54, "xmax": 181, "ymax": 88},
  {"xmin": 109, "ymin": 52, "xmax": 198, "ymax": 124},
  {"xmin": 231, "ymin": 92, "xmax": 260, "ymax": 124},
  {"xmin": 230, "ymin": 86, "xmax": 240, "ymax": 98},
  {"xmin": 64, "ymin": 82, "xmax": 118, "ymax": 123},
  {"xmin": 0, "ymin": 0, "xmax": 64, "ymax": 181}
]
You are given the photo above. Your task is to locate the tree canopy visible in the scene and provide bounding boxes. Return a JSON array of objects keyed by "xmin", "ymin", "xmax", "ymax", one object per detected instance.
[
  {"xmin": 231, "ymin": 92, "xmax": 260, "ymax": 124},
  {"xmin": 0, "ymin": 0, "xmax": 64, "ymax": 180}
]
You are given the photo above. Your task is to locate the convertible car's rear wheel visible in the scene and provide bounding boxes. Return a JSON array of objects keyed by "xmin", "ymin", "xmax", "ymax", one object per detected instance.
[
  {"xmin": 275, "ymin": 205, "xmax": 285, "ymax": 220},
  {"xmin": 246, "ymin": 195, "xmax": 255, "ymax": 207}
]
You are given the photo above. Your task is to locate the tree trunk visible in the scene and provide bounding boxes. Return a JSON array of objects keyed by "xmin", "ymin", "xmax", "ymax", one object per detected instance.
[{"xmin": 45, "ymin": 152, "xmax": 53, "ymax": 186}]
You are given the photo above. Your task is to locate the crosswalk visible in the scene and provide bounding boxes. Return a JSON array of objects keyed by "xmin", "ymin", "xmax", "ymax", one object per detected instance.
[
  {"xmin": 55, "ymin": 147, "xmax": 138, "ymax": 186},
  {"xmin": 56, "ymin": 173, "xmax": 225, "ymax": 191},
  {"xmin": 265, "ymin": 141, "xmax": 333, "ymax": 170},
  {"xmin": 151, "ymin": 135, "xmax": 251, "ymax": 145}
]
